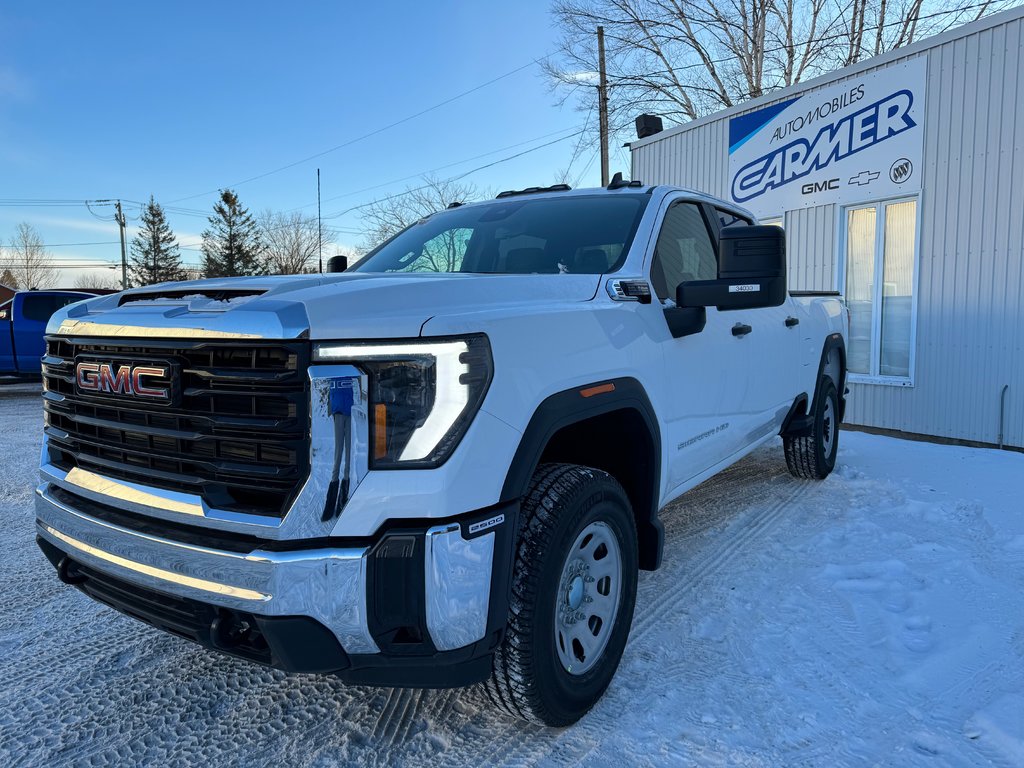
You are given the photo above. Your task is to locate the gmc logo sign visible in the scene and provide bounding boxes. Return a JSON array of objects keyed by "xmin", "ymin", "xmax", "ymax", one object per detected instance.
[
  {"xmin": 75, "ymin": 361, "xmax": 171, "ymax": 401},
  {"xmin": 801, "ymin": 178, "xmax": 840, "ymax": 195}
]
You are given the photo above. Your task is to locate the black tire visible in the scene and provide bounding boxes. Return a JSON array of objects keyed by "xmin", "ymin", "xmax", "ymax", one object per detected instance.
[
  {"xmin": 484, "ymin": 463, "xmax": 638, "ymax": 727},
  {"xmin": 784, "ymin": 378, "xmax": 840, "ymax": 479}
]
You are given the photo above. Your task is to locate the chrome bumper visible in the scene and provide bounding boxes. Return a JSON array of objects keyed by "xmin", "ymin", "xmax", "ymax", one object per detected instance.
[{"xmin": 35, "ymin": 483, "xmax": 497, "ymax": 655}]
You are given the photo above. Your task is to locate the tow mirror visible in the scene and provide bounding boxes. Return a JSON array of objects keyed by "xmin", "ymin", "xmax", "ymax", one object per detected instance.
[
  {"xmin": 678, "ymin": 225, "xmax": 786, "ymax": 311},
  {"xmin": 326, "ymin": 255, "xmax": 348, "ymax": 273}
]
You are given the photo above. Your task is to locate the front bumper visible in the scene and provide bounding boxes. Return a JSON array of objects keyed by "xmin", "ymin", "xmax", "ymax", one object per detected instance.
[{"xmin": 35, "ymin": 482, "xmax": 517, "ymax": 686}]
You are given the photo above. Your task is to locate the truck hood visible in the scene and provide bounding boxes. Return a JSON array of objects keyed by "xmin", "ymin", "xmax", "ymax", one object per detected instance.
[{"xmin": 48, "ymin": 272, "xmax": 603, "ymax": 340}]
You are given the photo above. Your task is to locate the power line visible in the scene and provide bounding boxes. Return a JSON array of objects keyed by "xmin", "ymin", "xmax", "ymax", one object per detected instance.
[
  {"xmin": 563, "ymin": 103, "xmax": 596, "ymax": 180},
  {"xmin": 39, "ymin": 241, "xmax": 122, "ymax": 248},
  {"xmin": 290, "ymin": 125, "xmax": 586, "ymax": 213},
  {"xmin": 167, "ymin": 58, "xmax": 543, "ymax": 204},
  {"xmin": 321, "ymin": 130, "xmax": 585, "ymax": 222}
]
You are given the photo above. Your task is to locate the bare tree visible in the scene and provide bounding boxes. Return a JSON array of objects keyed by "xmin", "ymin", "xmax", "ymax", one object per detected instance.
[
  {"xmin": 546, "ymin": 0, "xmax": 1010, "ymax": 141},
  {"xmin": 358, "ymin": 176, "xmax": 480, "ymax": 253},
  {"xmin": 71, "ymin": 272, "xmax": 122, "ymax": 292},
  {"xmin": 0, "ymin": 267, "xmax": 18, "ymax": 289},
  {"xmin": 259, "ymin": 211, "xmax": 337, "ymax": 274},
  {"xmin": 1, "ymin": 222, "xmax": 58, "ymax": 290}
]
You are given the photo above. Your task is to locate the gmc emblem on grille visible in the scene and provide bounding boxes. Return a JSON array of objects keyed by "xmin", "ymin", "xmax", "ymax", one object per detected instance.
[{"xmin": 75, "ymin": 362, "xmax": 170, "ymax": 400}]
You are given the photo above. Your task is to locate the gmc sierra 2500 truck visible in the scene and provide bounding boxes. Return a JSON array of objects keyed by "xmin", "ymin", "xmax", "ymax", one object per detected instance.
[{"xmin": 35, "ymin": 181, "xmax": 847, "ymax": 726}]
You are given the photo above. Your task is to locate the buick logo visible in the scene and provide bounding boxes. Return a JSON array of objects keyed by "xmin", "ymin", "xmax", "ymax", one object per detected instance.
[
  {"xmin": 890, "ymin": 158, "xmax": 913, "ymax": 184},
  {"xmin": 76, "ymin": 361, "xmax": 170, "ymax": 400}
]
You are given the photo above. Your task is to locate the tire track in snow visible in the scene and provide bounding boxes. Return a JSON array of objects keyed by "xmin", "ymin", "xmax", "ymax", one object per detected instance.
[{"xmin": 630, "ymin": 475, "xmax": 815, "ymax": 643}]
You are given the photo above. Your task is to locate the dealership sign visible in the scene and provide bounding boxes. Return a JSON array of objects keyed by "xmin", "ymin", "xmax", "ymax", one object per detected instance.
[{"xmin": 728, "ymin": 58, "xmax": 925, "ymax": 216}]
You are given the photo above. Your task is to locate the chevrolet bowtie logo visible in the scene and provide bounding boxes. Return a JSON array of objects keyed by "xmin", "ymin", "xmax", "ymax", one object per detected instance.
[{"xmin": 848, "ymin": 170, "xmax": 880, "ymax": 186}]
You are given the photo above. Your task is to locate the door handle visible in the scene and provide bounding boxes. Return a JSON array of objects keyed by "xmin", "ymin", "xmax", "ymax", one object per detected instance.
[
  {"xmin": 732, "ymin": 323, "xmax": 752, "ymax": 337},
  {"xmin": 785, "ymin": 316, "xmax": 800, "ymax": 328}
]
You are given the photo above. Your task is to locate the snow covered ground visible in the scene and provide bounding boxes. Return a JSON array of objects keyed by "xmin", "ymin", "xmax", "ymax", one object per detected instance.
[{"xmin": 2, "ymin": 383, "xmax": 1022, "ymax": 766}]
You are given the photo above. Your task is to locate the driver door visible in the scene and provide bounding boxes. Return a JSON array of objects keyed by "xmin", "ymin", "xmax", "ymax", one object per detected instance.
[{"xmin": 649, "ymin": 199, "xmax": 750, "ymax": 489}]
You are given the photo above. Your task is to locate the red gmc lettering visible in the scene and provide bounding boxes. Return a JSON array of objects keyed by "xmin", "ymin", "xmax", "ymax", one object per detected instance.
[
  {"xmin": 75, "ymin": 362, "xmax": 100, "ymax": 391},
  {"xmin": 131, "ymin": 366, "xmax": 168, "ymax": 398},
  {"xmin": 98, "ymin": 364, "xmax": 131, "ymax": 394},
  {"xmin": 75, "ymin": 362, "xmax": 169, "ymax": 399}
]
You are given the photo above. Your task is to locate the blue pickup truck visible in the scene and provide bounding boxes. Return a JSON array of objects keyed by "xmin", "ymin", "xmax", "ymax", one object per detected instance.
[{"xmin": 1, "ymin": 290, "xmax": 96, "ymax": 378}]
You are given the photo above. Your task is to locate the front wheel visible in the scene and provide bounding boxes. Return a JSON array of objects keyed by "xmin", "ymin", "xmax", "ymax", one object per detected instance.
[
  {"xmin": 484, "ymin": 464, "xmax": 638, "ymax": 726},
  {"xmin": 784, "ymin": 378, "xmax": 840, "ymax": 479}
]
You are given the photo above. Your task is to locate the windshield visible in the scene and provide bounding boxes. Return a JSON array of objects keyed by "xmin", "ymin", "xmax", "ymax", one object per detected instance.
[{"xmin": 353, "ymin": 194, "xmax": 649, "ymax": 275}]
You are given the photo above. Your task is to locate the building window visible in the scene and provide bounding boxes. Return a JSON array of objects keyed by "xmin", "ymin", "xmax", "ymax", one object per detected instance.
[{"xmin": 844, "ymin": 198, "xmax": 917, "ymax": 382}]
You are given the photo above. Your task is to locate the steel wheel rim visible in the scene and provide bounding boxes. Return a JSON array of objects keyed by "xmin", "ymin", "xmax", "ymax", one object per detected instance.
[
  {"xmin": 823, "ymin": 395, "xmax": 836, "ymax": 457},
  {"xmin": 554, "ymin": 520, "xmax": 622, "ymax": 676}
]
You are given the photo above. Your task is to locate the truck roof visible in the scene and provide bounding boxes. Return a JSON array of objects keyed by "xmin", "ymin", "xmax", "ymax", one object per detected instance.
[{"xmin": 447, "ymin": 183, "xmax": 757, "ymax": 224}]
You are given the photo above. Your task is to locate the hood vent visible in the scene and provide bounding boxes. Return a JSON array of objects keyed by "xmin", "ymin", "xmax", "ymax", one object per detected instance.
[{"xmin": 118, "ymin": 289, "xmax": 266, "ymax": 310}]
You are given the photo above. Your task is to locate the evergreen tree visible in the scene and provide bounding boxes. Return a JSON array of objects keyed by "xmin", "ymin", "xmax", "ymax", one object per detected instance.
[
  {"xmin": 128, "ymin": 197, "xmax": 184, "ymax": 286},
  {"xmin": 0, "ymin": 267, "xmax": 19, "ymax": 289},
  {"xmin": 201, "ymin": 190, "xmax": 267, "ymax": 277}
]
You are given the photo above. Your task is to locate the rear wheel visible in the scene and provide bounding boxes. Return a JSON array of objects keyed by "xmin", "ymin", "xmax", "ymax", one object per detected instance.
[
  {"xmin": 484, "ymin": 463, "xmax": 638, "ymax": 726},
  {"xmin": 784, "ymin": 378, "xmax": 840, "ymax": 479}
]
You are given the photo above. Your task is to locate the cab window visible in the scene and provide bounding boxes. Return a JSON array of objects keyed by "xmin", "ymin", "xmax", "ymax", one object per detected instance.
[
  {"xmin": 716, "ymin": 208, "xmax": 752, "ymax": 228},
  {"xmin": 650, "ymin": 203, "xmax": 717, "ymax": 301},
  {"xmin": 21, "ymin": 294, "xmax": 82, "ymax": 322}
]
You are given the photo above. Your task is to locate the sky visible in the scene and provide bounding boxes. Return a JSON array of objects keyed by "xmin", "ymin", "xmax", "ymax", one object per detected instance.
[{"xmin": 0, "ymin": 1, "xmax": 624, "ymax": 285}]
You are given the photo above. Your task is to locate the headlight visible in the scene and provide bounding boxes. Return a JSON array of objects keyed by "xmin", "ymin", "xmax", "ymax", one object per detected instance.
[{"xmin": 313, "ymin": 335, "xmax": 492, "ymax": 468}]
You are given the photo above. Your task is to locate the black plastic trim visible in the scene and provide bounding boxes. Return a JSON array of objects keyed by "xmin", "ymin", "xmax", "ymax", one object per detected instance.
[
  {"xmin": 780, "ymin": 333, "xmax": 848, "ymax": 436},
  {"xmin": 364, "ymin": 499, "xmax": 518, "ymax": 658},
  {"xmin": 779, "ymin": 393, "xmax": 811, "ymax": 437},
  {"xmin": 500, "ymin": 377, "xmax": 664, "ymax": 570},
  {"xmin": 815, "ymin": 333, "xmax": 847, "ymax": 420}
]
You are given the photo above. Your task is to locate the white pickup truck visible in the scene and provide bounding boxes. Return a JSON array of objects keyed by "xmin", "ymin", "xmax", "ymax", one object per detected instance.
[{"xmin": 35, "ymin": 181, "xmax": 847, "ymax": 726}]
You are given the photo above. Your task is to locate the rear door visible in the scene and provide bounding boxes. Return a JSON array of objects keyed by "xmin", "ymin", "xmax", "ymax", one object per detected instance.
[{"xmin": 710, "ymin": 208, "xmax": 801, "ymax": 433}]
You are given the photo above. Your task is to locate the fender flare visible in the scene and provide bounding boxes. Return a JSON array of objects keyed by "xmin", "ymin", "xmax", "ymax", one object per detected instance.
[
  {"xmin": 817, "ymin": 332, "xmax": 848, "ymax": 422},
  {"xmin": 781, "ymin": 333, "xmax": 848, "ymax": 436},
  {"xmin": 499, "ymin": 377, "xmax": 665, "ymax": 570}
]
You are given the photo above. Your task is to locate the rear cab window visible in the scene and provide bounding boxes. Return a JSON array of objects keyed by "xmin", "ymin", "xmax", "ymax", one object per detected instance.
[{"xmin": 21, "ymin": 294, "xmax": 87, "ymax": 322}]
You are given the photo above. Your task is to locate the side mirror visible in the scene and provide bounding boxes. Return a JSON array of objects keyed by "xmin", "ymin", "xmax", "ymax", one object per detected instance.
[
  {"xmin": 678, "ymin": 225, "xmax": 786, "ymax": 311},
  {"xmin": 326, "ymin": 255, "xmax": 348, "ymax": 273}
]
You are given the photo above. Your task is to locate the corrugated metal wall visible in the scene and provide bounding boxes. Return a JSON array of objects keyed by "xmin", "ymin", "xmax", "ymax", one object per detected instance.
[
  {"xmin": 632, "ymin": 9, "xmax": 1024, "ymax": 448},
  {"xmin": 785, "ymin": 206, "xmax": 836, "ymax": 292}
]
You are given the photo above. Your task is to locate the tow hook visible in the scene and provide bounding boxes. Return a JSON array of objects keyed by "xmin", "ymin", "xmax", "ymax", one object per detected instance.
[
  {"xmin": 210, "ymin": 611, "xmax": 253, "ymax": 649},
  {"xmin": 56, "ymin": 556, "xmax": 87, "ymax": 586}
]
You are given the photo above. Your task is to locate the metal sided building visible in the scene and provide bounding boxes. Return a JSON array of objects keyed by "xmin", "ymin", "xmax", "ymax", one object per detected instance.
[{"xmin": 631, "ymin": 6, "xmax": 1024, "ymax": 449}]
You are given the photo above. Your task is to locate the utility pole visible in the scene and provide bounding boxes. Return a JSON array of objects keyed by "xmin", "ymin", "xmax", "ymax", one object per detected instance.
[
  {"xmin": 597, "ymin": 25, "xmax": 610, "ymax": 187},
  {"xmin": 114, "ymin": 200, "xmax": 128, "ymax": 290},
  {"xmin": 317, "ymin": 168, "xmax": 323, "ymax": 274}
]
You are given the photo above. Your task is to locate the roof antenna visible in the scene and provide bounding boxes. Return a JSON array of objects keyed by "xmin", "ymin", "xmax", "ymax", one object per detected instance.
[
  {"xmin": 608, "ymin": 172, "xmax": 627, "ymax": 190},
  {"xmin": 607, "ymin": 172, "xmax": 644, "ymax": 190}
]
